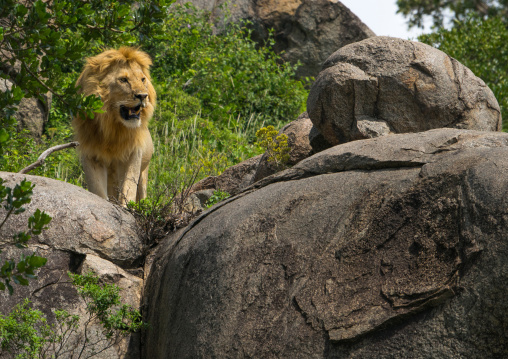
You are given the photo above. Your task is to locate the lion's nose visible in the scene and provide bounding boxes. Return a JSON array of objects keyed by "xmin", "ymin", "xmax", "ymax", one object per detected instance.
[{"xmin": 135, "ymin": 93, "xmax": 148, "ymax": 101}]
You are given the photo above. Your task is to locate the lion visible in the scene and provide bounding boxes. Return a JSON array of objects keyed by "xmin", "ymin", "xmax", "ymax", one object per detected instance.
[{"xmin": 72, "ymin": 47, "xmax": 156, "ymax": 206}]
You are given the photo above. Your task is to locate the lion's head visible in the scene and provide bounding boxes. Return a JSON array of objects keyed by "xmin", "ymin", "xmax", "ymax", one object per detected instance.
[{"xmin": 73, "ymin": 47, "xmax": 156, "ymax": 163}]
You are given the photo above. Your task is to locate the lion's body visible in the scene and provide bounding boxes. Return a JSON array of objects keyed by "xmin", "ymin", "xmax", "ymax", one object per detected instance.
[{"xmin": 72, "ymin": 47, "xmax": 156, "ymax": 206}]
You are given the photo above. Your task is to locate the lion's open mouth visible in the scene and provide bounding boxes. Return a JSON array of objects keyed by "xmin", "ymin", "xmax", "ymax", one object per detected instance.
[{"xmin": 120, "ymin": 104, "xmax": 142, "ymax": 121}]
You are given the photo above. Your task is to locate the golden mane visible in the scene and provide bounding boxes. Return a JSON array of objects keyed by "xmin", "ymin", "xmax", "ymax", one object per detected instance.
[{"xmin": 72, "ymin": 47, "xmax": 156, "ymax": 165}]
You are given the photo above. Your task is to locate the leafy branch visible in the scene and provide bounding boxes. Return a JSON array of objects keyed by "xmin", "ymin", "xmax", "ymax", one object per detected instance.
[{"xmin": 0, "ymin": 178, "xmax": 51, "ymax": 295}]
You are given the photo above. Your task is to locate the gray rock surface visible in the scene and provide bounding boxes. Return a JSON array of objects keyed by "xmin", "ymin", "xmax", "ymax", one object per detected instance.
[
  {"xmin": 0, "ymin": 249, "xmax": 141, "ymax": 359},
  {"xmin": 0, "ymin": 172, "xmax": 143, "ymax": 267},
  {"xmin": 175, "ymin": 0, "xmax": 375, "ymax": 78},
  {"xmin": 307, "ymin": 37, "xmax": 502, "ymax": 145},
  {"xmin": 143, "ymin": 128, "xmax": 508, "ymax": 358},
  {"xmin": 192, "ymin": 154, "xmax": 262, "ymax": 196},
  {"xmin": 0, "ymin": 172, "xmax": 145, "ymax": 358},
  {"xmin": 0, "ymin": 72, "xmax": 51, "ymax": 140}
]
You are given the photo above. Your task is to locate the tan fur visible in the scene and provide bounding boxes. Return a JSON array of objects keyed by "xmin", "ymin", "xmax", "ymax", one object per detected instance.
[{"xmin": 72, "ymin": 47, "xmax": 156, "ymax": 206}]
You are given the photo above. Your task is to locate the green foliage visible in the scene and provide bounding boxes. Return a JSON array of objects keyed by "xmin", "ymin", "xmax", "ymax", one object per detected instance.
[
  {"xmin": 69, "ymin": 272, "xmax": 146, "ymax": 337},
  {"xmin": 256, "ymin": 125, "xmax": 291, "ymax": 170},
  {"xmin": 1, "ymin": 1, "xmax": 307, "ymax": 222},
  {"xmin": 0, "ymin": 0, "xmax": 172, "ymax": 123},
  {"xmin": 148, "ymin": 85, "xmax": 261, "ymax": 196},
  {"xmin": 0, "ymin": 179, "xmax": 51, "ymax": 295},
  {"xmin": 418, "ymin": 15, "xmax": 508, "ymax": 131},
  {"xmin": 0, "ymin": 0, "xmax": 174, "ymax": 185},
  {"xmin": 205, "ymin": 190, "xmax": 231, "ymax": 208},
  {"xmin": 396, "ymin": 0, "xmax": 508, "ymax": 29},
  {"xmin": 0, "ymin": 273, "xmax": 146, "ymax": 358},
  {"xmin": 0, "ymin": 299, "xmax": 62, "ymax": 358},
  {"xmin": 146, "ymin": 3, "xmax": 308, "ymax": 128}
]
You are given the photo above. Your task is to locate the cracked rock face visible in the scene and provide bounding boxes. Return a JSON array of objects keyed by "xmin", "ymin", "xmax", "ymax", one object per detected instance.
[
  {"xmin": 143, "ymin": 129, "xmax": 508, "ymax": 358},
  {"xmin": 307, "ymin": 37, "xmax": 502, "ymax": 146}
]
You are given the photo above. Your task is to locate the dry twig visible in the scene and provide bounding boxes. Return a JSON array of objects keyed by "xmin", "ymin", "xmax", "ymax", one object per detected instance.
[{"xmin": 19, "ymin": 141, "xmax": 79, "ymax": 174}]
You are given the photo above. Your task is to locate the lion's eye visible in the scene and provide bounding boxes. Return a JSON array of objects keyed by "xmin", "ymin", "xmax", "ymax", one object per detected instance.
[
  {"xmin": 119, "ymin": 77, "xmax": 129, "ymax": 83},
  {"xmin": 141, "ymin": 78, "xmax": 146, "ymax": 83}
]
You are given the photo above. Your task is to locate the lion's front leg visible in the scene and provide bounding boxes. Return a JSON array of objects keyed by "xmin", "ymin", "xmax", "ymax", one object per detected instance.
[
  {"xmin": 115, "ymin": 149, "xmax": 143, "ymax": 207},
  {"xmin": 82, "ymin": 156, "xmax": 108, "ymax": 200}
]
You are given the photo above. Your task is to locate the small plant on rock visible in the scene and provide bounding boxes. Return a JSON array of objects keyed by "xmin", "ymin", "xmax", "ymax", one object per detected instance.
[
  {"xmin": 205, "ymin": 190, "xmax": 231, "ymax": 208},
  {"xmin": 256, "ymin": 126, "xmax": 291, "ymax": 171},
  {"xmin": 0, "ymin": 271, "xmax": 146, "ymax": 358}
]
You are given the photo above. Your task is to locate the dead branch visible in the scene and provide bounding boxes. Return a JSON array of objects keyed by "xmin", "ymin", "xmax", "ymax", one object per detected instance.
[{"xmin": 19, "ymin": 141, "xmax": 79, "ymax": 174}]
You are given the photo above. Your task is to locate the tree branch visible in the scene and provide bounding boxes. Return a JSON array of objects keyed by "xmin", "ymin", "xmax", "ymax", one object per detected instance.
[{"xmin": 19, "ymin": 142, "xmax": 80, "ymax": 174}]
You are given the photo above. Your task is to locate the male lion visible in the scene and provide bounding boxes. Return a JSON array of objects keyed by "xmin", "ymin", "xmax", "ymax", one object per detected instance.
[{"xmin": 72, "ymin": 47, "xmax": 156, "ymax": 206}]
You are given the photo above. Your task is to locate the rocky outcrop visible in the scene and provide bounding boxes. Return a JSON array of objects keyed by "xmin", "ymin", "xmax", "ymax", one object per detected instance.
[
  {"xmin": 175, "ymin": 0, "xmax": 375, "ymax": 78},
  {"xmin": 192, "ymin": 155, "xmax": 263, "ymax": 196},
  {"xmin": 0, "ymin": 172, "xmax": 143, "ymax": 267},
  {"xmin": 0, "ymin": 172, "xmax": 144, "ymax": 358},
  {"xmin": 308, "ymin": 37, "xmax": 502, "ymax": 145},
  {"xmin": 143, "ymin": 129, "xmax": 508, "ymax": 358}
]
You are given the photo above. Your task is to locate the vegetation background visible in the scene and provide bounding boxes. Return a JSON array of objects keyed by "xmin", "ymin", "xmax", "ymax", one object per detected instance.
[
  {"xmin": 0, "ymin": 1, "xmax": 308, "ymax": 207},
  {"xmin": 1, "ymin": 0, "xmax": 506, "ymax": 199},
  {"xmin": 1, "ymin": 0, "xmax": 507, "ymax": 357}
]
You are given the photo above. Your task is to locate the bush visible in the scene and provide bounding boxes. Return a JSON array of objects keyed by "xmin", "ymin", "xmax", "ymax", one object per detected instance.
[
  {"xmin": 0, "ymin": 272, "xmax": 146, "ymax": 358},
  {"xmin": 256, "ymin": 125, "xmax": 290, "ymax": 170},
  {"xmin": 146, "ymin": 3, "xmax": 308, "ymax": 131}
]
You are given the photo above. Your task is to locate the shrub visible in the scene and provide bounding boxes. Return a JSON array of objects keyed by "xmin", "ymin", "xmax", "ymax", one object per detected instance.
[
  {"xmin": 0, "ymin": 178, "xmax": 51, "ymax": 295},
  {"xmin": 0, "ymin": 272, "xmax": 146, "ymax": 358},
  {"xmin": 256, "ymin": 125, "xmax": 291, "ymax": 170}
]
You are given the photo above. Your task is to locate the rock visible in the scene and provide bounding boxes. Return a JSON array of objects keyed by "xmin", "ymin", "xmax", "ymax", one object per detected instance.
[
  {"xmin": 307, "ymin": 37, "xmax": 502, "ymax": 145},
  {"xmin": 192, "ymin": 154, "xmax": 263, "ymax": 196},
  {"xmin": 0, "ymin": 172, "xmax": 143, "ymax": 267},
  {"xmin": 0, "ymin": 249, "xmax": 141, "ymax": 359},
  {"xmin": 143, "ymin": 128, "xmax": 508, "ymax": 358},
  {"xmin": 175, "ymin": 0, "xmax": 375, "ymax": 78},
  {"xmin": 182, "ymin": 189, "xmax": 215, "ymax": 214},
  {"xmin": 0, "ymin": 71, "xmax": 51, "ymax": 140},
  {"xmin": 14, "ymin": 95, "xmax": 52, "ymax": 139},
  {"xmin": 79, "ymin": 254, "xmax": 143, "ymax": 308}
]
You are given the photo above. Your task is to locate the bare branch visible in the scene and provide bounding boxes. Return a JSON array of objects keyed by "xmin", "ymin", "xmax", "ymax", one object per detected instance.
[
  {"xmin": 86, "ymin": 24, "xmax": 123, "ymax": 33},
  {"xmin": 19, "ymin": 141, "xmax": 80, "ymax": 174}
]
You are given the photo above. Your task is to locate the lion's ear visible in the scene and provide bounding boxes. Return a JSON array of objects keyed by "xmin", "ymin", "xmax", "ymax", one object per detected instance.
[{"xmin": 75, "ymin": 66, "xmax": 100, "ymax": 95}]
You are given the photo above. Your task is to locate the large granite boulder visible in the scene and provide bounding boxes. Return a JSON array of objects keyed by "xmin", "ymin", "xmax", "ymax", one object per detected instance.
[
  {"xmin": 0, "ymin": 172, "xmax": 143, "ymax": 267},
  {"xmin": 307, "ymin": 37, "xmax": 502, "ymax": 145},
  {"xmin": 0, "ymin": 172, "xmax": 144, "ymax": 358},
  {"xmin": 175, "ymin": 0, "xmax": 375, "ymax": 78},
  {"xmin": 143, "ymin": 128, "xmax": 508, "ymax": 358}
]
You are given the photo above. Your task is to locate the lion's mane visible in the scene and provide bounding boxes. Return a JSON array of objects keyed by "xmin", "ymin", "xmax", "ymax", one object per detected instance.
[{"xmin": 72, "ymin": 47, "xmax": 156, "ymax": 165}]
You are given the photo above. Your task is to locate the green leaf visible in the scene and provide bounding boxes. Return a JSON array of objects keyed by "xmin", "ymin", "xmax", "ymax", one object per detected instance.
[
  {"xmin": 28, "ymin": 255, "xmax": 47, "ymax": 268},
  {"xmin": 12, "ymin": 86, "xmax": 24, "ymax": 101},
  {"xmin": 6, "ymin": 280, "xmax": 13, "ymax": 295},
  {"xmin": 14, "ymin": 275, "xmax": 29, "ymax": 286},
  {"xmin": 0, "ymin": 128, "xmax": 9, "ymax": 143},
  {"xmin": 17, "ymin": 261, "xmax": 26, "ymax": 273}
]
